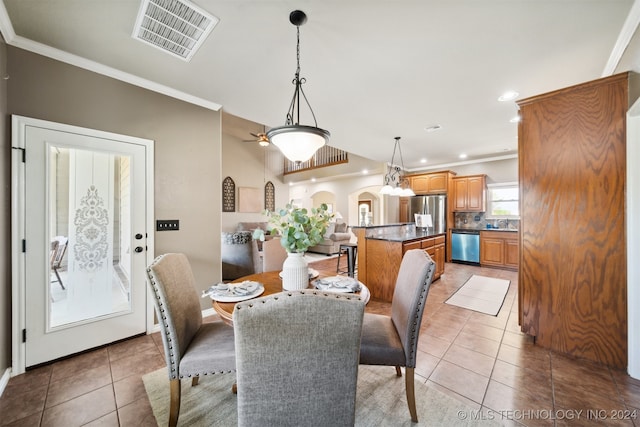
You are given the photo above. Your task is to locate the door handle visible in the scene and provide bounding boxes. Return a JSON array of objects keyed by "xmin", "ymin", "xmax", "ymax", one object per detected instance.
[
  {"xmin": 135, "ymin": 246, "xmax": 144, "ymax": 253},
  {"xmin": 135, "ymin": 233, "xmax": 143, "ymax": 240}
]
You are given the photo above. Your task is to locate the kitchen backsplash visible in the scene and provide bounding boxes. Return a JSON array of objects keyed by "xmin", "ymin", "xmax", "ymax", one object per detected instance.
[{"xmin": 454, "ymin": 212, "xmax": 519, "ymax": 230}]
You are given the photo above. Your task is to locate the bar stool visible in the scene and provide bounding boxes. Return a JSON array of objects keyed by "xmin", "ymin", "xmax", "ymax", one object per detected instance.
[{"xmin": 337, "ymin": 243, "xmax": 358, "ymax": 278}]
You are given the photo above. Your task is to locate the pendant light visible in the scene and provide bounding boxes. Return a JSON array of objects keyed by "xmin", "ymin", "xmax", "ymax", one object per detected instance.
[
  {"xmin": 266, "ymin": 10, "xmax": 330, "ymax": 163},
  {"xmin": 380, "ymin": 137, "xmax": 415, "ymax": 197}
]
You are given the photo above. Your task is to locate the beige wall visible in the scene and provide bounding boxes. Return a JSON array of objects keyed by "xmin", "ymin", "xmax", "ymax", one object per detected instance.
[
  {"xmin": 220, "ymin": 132, "xmax": 289, "ymax": 232},
  {"xmin": 5, "ymin": 45, "xmax": 223, "ymax": 330},
  {"xmin": 1, "ymin": 38, "xmax": 10, "ymax": 377}
]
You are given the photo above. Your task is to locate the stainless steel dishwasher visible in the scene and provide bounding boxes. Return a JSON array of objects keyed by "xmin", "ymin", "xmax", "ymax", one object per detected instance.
[{"xmin": 451, "ymin": 229, "xmax": 480, "ymax": 264}]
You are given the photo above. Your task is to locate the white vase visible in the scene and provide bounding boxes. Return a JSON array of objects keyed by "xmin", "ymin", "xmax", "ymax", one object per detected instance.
[{"xmin": 281, "ymin": 252, "xmax": 309, "ymax": 291}]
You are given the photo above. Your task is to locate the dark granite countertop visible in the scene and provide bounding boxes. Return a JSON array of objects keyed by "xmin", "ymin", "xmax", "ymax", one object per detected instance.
[
  {"xmin": 451, "ymin": 227, "xmax": 518, "ymax": 233},
  {"xmin": 366, "ymin": 230, "xmax": 445, "ymax": 243}
]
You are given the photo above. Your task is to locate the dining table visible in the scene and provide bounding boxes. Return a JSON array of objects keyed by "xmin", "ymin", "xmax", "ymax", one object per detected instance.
[{"xmin": 211, "ymin": 270, "xmax": 370, "ymax": 326}]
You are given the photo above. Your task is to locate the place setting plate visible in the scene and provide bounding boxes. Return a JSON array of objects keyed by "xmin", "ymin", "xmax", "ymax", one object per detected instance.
[
  {"xmin": 312, "ymin": 276, "xmax": 362, "ymax": 293},
  {"xmin": 278, "ymin": 268, "xmax": 319, "ymax": 280},
  {"xmin": 202, "ymin": 280, "xmax": 265, "ymax": 303}
]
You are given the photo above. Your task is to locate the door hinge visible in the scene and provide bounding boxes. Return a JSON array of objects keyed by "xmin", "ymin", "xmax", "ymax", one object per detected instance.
[
  {"xmin": 12, "ymin": 147, "xmax": 25, "ymax": 162},
  {"xmin": 22, "ymin": 239, "xmax": 26, "ymax": 253},
  {"xmin": 22, "ymin": 329, "xmax": 26, "ymax": 343}
]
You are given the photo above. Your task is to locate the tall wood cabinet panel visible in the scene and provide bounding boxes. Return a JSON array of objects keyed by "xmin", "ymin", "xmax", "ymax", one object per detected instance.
[{"xmin": 517, "ymin": 72, "xmax": 636, "ymax": 369}]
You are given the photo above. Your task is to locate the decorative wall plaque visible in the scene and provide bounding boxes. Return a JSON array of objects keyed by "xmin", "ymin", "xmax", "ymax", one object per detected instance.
[
  {"xmin": 222, "ymin": 176, "xmax": 235, "ymax": 212},
  {"xmin": 238, "ymin": 187, "xmax": 262, "ymax": 213},
  {"xmin": 265, "ymin": 181, "xmax": 275, "ymax": 211}
]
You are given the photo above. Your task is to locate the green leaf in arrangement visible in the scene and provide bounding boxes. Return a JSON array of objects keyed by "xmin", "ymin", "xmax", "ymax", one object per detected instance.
[{"xmin": 252, "ymin": 201, "xmax": 333, "ymax": 253}]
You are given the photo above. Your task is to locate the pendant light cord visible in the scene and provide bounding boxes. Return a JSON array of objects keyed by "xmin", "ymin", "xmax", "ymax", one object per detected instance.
[{"xmin": 284, "ymin": 24, "xmax": 319, "ymax": 128}]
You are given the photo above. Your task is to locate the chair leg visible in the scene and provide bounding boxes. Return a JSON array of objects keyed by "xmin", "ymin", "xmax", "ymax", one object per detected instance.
[
  {"xmin": 54, "ymin": 268, "xmax": 65, "ymax": 290},
  {"xmin": 405, "ymin": 367, "xmax": 418, "ymax": 422},
  {"xmin": 395, "ymin": 366, "xmax": 402, "ymax": 377},
  {"xmin": 191, "ymin": 376, "xmax": 199, "ymax": 386},
  {"xmin": 169, "ymin": 378, "xmax": 181, "ymax": 427}
]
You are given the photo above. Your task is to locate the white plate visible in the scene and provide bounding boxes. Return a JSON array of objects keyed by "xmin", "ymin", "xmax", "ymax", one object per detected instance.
[
  {"xmin": 312, "ymin": 276, "xmax": 362, "ymax": 293},
  {"xmin": 279, "ymin": 268, "xmax": 319, "ymax": 280},
  {"xmin": 206, "ymin": 281, "xmax": 265, "ymax": 303}
]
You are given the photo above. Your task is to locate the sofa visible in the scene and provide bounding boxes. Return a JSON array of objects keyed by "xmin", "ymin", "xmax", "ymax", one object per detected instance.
[
  {"xmin": 221, "ymin": 231, "xmax": 256, "ymax": 281},
  {"xmin": 221, "ymin": 223, "xmax": 276, "ymax": 280},
  {"xmin": 307, "ymin": 222, "xmax": 352, "ymax": 255}
]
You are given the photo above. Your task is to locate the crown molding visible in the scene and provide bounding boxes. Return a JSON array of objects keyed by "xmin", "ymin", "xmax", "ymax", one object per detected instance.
[{"xmin": 0, "ymin": 2, "xmax": 221, "ymax": 111}]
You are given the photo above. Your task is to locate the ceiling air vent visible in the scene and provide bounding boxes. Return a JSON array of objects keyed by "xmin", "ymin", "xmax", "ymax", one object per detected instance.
[{"xmin": 132, "ymin": 0, "xmax": 219, "ymax": 61}]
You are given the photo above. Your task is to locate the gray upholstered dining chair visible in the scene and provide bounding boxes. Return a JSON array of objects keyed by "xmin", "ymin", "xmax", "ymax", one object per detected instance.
[
  {"xmin": 146, "ymin": 253, "xmax": 236, "ymax": 427},
  {"xmin": 359, "ymin": 249, "xmax": 436, "ymax": 423},
  {"xmin": 233, "ymin": 290, "xmax": 366, "ymax": 427}
]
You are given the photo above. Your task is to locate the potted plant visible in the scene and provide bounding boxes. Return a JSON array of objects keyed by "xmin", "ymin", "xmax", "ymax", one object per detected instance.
[{"xmin": 253, "ymin": 202, "xmax": 333, "ymax": 290}]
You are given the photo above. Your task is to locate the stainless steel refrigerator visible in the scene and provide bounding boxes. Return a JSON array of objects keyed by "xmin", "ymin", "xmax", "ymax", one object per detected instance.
[{"xmin": 409, "ymin": 195, "xmax": 446, "ymax": 234}]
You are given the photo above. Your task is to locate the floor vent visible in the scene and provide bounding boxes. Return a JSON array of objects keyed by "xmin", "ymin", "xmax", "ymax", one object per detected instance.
[{"xmin": 132, "ymin": 0, "xmax": 218, "ymax": 61}]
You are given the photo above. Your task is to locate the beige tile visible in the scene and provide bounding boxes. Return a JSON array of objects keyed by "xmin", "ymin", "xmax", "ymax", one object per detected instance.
[
  {"xmin": 108, "ymin": 334, "xmax": 159, "ymax": 362},
  {"xmin": 442, "ymin": 344, "xmax": 495, "ymax": 378},
  {"xmin": 83, "ymin": 411, "xmax": 120, "ymax": 427},
  {"xmin": 428, "ymin": 360, "xmax": 490, "ymax": 404},
  {"xmin": 453, "ymin": 329, "xmax": 501, "ymax": 358},
  {"xmin": 50, "ymin": 348, "xmax": 110, "ymax": 382},
  {"xmin": 3, "ymin": 365, "xmax": 52, "ymax": 397},
  {"xmin": 482, "ymin": 380, "xmax": 554, "ymax": 427},
  {"xmin": 418, "ymin": 333, "xmax": 451, "ymax": 358},
  {"xmin": 0, "ymin": 385, "xmax": 48, "ymax": 426},
  {"xmin": 118, "ymin": 396, "xmax": 158, "ymax": 427},
  {"xmin": 113, "ymin": 374, "xmax": 148, "ymax": 408},
  {"xmin": 109, "ymin": 347, "xmax": 166, "ymax": 382},
  {"xmin": 45, "ymin": 364, "xmax": 113, "ymax": 407},
  {"xmin": 41, "ymin": 385, "xmax": 116, "ymax": 427}
]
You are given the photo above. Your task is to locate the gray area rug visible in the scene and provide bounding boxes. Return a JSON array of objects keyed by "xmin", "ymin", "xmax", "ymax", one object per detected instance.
[
  {"xmin": 143, "ymin": 365, "xmax": 502, "ymax": 426},
  {"xmin": 445, "ymin": 275, "xmax": 510, "ymax": 316}
]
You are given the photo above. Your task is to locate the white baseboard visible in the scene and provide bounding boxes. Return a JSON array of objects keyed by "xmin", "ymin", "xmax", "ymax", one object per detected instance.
[{"xmin": 0, "ymin": 367, "xmax": 11, "ymax": 398}]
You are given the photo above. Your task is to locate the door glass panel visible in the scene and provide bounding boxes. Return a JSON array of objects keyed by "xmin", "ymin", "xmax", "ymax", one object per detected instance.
[{"xmin": 49, "ymin": 146, "xmax": 132, "ymax": 328}]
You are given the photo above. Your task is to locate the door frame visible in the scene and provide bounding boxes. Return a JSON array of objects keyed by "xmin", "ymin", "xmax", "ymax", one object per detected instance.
[{"xmin": 11, "ymin": 115, "xmax": 155, "ymax": 375}]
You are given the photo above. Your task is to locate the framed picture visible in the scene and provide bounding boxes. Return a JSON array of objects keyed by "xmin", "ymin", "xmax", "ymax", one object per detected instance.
[{"xmin": 238, "ymin": 187, "xmax": 263, "ymax": 213}]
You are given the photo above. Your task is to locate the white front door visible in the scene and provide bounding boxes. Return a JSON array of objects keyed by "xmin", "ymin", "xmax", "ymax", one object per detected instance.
[{"xmin": 12, "ymin": 116, "xmax": 154, "ymax": 371}]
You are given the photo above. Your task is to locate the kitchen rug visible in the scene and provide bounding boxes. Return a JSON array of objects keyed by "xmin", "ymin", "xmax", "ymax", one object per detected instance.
[
  {"xmin": 143, "ymin": 365, "xmax": 501, "ymax": 427},
  {"xmin": 445, "ymin": 275, "xmax": 510, "ymax": 316}
]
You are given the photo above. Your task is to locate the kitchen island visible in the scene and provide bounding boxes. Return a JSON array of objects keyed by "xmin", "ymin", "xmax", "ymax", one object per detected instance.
[{"xmin": 352, "ymin": 224, "xmax": 445, "ymax": 302}]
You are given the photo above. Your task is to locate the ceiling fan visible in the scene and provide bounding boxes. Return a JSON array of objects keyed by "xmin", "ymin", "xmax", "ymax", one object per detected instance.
[{"xmin": 243, "ymin": 126, "xmax": 270, "ymax": 147}]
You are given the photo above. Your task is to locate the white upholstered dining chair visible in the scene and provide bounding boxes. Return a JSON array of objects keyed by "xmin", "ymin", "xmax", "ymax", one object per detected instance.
[
  {"xmin": 146, "ymin": 253, "xmax": 236, "ymax": 427},
  {"xmin": 233, "ymin": 290, "xmax": 365, "ymax": 427},
  {"xmin": 358, "ymin": 249, "xmax": 436, "ymax": 422}
]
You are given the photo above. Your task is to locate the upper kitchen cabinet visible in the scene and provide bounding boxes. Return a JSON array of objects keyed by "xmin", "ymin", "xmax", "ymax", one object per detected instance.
[
  {"xmin": 452, "ymin": 175, "xmax": 486, "ymax": 212},
  {"xmin": 408, "ymin": 171, "xmax": 456, "ymax": 195},
  {"xmin": 518, "ymin": 72, "xmax": 639, "ymax": 370}
]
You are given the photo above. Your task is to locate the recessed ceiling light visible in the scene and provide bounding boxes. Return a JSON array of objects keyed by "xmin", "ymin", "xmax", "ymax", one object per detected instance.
[
  {"xmin": 498, "ymin": 91, "xmax": 519, "ymax": 102},
  {"xmin": 362, "ymin": 169, "xmax": 369, "ymax": 174},
  {"xmin": 420, "ymin": 159, "xmax": 427, "ymax": 164},
  {"xmin": 510, "ymin": 115, "xmax": 520, "ymax": 123},
  {"xmin": 425, "ymin": 125, "xmax": 442, "ymax": 133},
  {"xmin": 459, "ymin": 153, "xmax": 467, "ymax": 159},
  {"xmin": 311, "ymin": 178, "xmax": 316, "ymax": 182}
]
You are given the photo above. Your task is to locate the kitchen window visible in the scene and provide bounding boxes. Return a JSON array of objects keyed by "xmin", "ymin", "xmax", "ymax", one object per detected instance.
[{"xmin": 486, "ymin": 182, "xmax": 519, "ymax": 219}]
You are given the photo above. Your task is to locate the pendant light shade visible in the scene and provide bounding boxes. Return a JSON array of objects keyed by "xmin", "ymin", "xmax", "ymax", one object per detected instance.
[
  {"xmin": 380, "ymin": 136, "xmax": 415, "ymax": 197},
  {"xmin": 267, "ymin": 10, "xmax": 329, "ymax": 163},
  {"xmin": 269, "ymin": 125, "xmax": 329, "ymax": 163}
]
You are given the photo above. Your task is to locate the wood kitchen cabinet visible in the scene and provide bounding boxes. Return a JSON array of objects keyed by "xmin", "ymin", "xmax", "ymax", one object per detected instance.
[
  {"xmin": 408, "ymin": 171, "xmax": 456, "ymax": 195},
  {"xmin": 517, "ymin": 72, "xmax": 634, "ymax": 369},
  {"xmin": 403, "ymin": 235, "xmax": 445, "ymax": 280},
  {"xmin": 452, "ymin": 175, "xmax": 486, "ymax": 212},
  {"xmin": 399, "ymin": 197, "xmax": 409, "ymax": 223},
  {"xmin": 480, "ymin": 230, "xmax": 518, "ymax": 270}
]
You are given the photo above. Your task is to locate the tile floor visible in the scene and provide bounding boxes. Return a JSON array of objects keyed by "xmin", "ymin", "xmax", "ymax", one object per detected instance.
[{"xmin": 1, "ymin": 262, "xmax": 639, "ymax": 426}]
